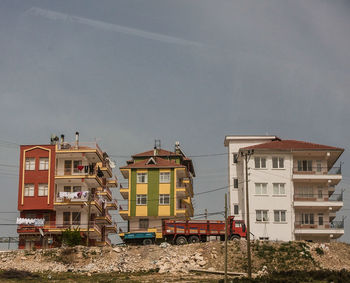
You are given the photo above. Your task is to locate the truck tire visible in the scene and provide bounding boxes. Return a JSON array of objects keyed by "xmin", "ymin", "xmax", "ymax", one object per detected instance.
[
  {"xmin": 230, "ymin": 235, "xmax": 240, "ymax": 241},
  {"xmin": 143, "ymin": 238, "xmax": 153, "ymax": 245},
  {"xmin": 188, "ymin": 235, "xmax": 200, "ymax": 243},
  {"xmin": 176, "ymin": 236, "xmax": 187, "ymax": 245}
]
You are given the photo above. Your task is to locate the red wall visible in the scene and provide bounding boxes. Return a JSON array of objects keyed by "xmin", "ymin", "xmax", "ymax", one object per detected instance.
[{"xmin": 18, "ymin": 145, "xmax": 56, "ymax": 211}]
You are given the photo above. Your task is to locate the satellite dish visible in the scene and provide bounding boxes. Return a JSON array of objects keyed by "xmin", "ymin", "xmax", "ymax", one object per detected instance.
[{"xmin": 109, "ymin": 161, "xmax": 116, "ymax": 169}]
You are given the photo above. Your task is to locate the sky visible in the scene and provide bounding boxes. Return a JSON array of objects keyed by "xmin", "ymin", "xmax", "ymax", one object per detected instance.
[{"xmin": 0, "ymin": 0, "xmax": 349, "ymax": 247}]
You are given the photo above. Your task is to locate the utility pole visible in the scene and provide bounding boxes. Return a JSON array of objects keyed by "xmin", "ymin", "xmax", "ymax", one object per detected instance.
[
  {"xmin": 205, "ymin": 208, "xmax": 208, "ymax": 220},
  {"xmin": 86, "ymin": 191, "xmax": 92, "ymax": 246},
  {"xmin": 224, "ymin": 193, "xmax": 228, "ymax": 283},
  {"xmin": 241, "ymin": 150, "xmax": 253, "ymax": 279}
]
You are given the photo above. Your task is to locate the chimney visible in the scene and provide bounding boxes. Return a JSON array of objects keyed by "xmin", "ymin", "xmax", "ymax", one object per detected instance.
[
  {"xmin": 75, "ymin": 132, "xmax": 79, "ymax": 149},
  {"xmin": 60, "ymin": 135, "xmax": 65, "ymax": 146},
  {"xmin": 153, "ymin": 146, "xmax": 157, "ymax": 156}
]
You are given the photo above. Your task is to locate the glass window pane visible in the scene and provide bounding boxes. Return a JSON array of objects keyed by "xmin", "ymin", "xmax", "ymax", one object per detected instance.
[
  {"xmin": 261, "ymin": 158, "xmax": 266, "ymax": 168},
  {"xmin": 263, "ymin": 211, "xmax": 268, "ymax": 221},
  {"xmin": 281, "ymin": 211, "xmax": 286, "ymax": 222},
  {"xmin": 256, "ymin": 211, "xmax": 262, "ymax": 221},
  {"xmin": 274, "ymin": 211, "xmax": 279, "ymax": 222},
  {"xmin": 280, "ymin": 184, "xmax": 285, "ymax": 195},
  {"xmin": 272, "ymin": 158, "xmax": 278, "ymax": 168},
  {"xmin": 262, "ymin": 184, "xmax": 267, "ymax": 194},
  {"xmin": 254, "ymin": 158, "xmax": 260, "ymax": 168},
  {"xmin": 279, "ymin": 158, "xmax": 284, "ymax": 168}
]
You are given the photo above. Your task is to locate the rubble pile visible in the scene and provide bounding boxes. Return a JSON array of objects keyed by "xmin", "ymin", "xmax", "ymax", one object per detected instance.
[{"xmin": 0, "ymin": 241, "xmax": 349, "ymax": 275}]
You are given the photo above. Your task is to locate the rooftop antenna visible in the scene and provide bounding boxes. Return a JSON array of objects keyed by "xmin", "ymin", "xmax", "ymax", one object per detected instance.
[{"xmin": 154, "ymin": 139, "xmax": 161, "ymax": 149}]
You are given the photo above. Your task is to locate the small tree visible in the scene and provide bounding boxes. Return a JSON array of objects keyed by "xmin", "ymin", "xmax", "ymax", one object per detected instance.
[{"xmin": 61, "ymin": 228, "xmax": 82, "ymax": 247}]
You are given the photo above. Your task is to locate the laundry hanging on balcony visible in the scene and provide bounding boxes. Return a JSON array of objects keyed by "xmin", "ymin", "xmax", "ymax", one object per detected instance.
[
  {"xmin": 16, "ymin": 217, "xmax": 45, "ymax": 226},
  {"xmin": 58, "ymin": 191, "xmax": 89, "ymax": 199}
]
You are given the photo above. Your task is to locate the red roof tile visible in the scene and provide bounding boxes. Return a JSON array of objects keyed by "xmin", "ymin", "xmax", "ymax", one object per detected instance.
[
  {"xmin": 132, "ymin": 149, "xmax": 180, "ymax": 158},
  {"xmin": 241, "ymin": 140, "xmax": 344, "ymax": 151},
  {"xmin": 120, "ymin": 157, "xmax": 185, "ymax": 169}
]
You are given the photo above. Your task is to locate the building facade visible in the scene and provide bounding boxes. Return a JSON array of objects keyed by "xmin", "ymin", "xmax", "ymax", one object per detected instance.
[
  {"xmin": 119, "ymin": 143, "xmax": 195, "ymax": 238},
  {"xmin": 17, "ymin": 133, "xmax": 118, "ymax": 249},
  {"xmin": 224, "ymin": 135, "xmax": 344, "ymax": 242}
]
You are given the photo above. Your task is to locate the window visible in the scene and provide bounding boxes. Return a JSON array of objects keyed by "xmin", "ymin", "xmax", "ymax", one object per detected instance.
[
  {"xmin": 137, "ymin": 173, "xmax": 148, "ymax": 183},
  {"xmin": 72, "ymin": 212, "xmax": 81, "ymax": 225},
  {"xmin": 254, "ymin": 157, "xmax": 266, "ymax": 169},
  {"xmin": 255, "ymin": 183, "xmax": 267, "ymax": 195},
  {"xmin": 38, "ymin": 184, "xmax": 48, "ymax": 196},
  {"xmin": 136, "ymin": 194, "xmax": 147, "ymax": 205},
  {"xmin": 273, "ymin": 183, "xmax": 286, "ymax": 195},
  {"xmin": 139, "ymin": 219, "xmax": 149, "ymax": 229},
  {"xmin": 73, "ymin": 160, "xmax": 82, "ymax": 174},
  {"xmin": 233, "ymin": 153, "xmax": 238, "ymax": 164},
  {"xmin": 25, "ymin": 158, "xmax": 35, "ymax": 170},
  {"xmin": 272, "ymin": 157, "xmax": 284, "ymax": 169},
  {"xmin": 256, "ymin": 210, "xmax": 268, "ymax": 222},
  {"xmin": 43, "ymin": 213, "xmax": 50, "ymax": 223},
  {"xmin": 234, "ymin": 205, "xmax": 239, "ymax": 215},
  {"xmin": 63, "ymin": 212, "xmax": 70, "ymax": 225},
  {"xmin": 274, "ymin": 210, "xmax": 286, "ymax": 222},
  {"xmin": 318, "ymin": 213, "xmax": 324, "ymax": 226},
  {"xmin": 318, "ymin": 189, "xmax": 323, "ymax": 199},
  {"xmin": 297, "ymin": 160, "xmax": 312, "ymax": 172},
  {"xmin": 301, "ymin": 213, "xmax": 314, "ymax": 224},
  {"xmin": 64, "ymin": 186, "xmax": 71, "ymax": 192},
  {"xmin": 64, "ymin": 160, "xmax": 72, "ymax": 175},
  {"xmin": 159, "ymin": 172, "xmax": 170, "ymax": 183},
  {"xmin": 39, "ymin": 158, "xmax": 49, "ymax": 170},
  {"xmin": 24, "ymin": 184, "xmax": 34, "ymax": 196},
  {"xmin": 73, "ymin": 186, "xmax": 82, "ymax": 192},
  {"xmin": 233, "ymin": 178, "xmax": 239, "ymax": 188},
  {"xmin": 159, "ymin": 194, "xmax": 170, "ymax": 205}
]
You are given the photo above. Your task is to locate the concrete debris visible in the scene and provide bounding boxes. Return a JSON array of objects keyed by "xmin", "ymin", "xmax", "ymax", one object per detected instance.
[{"xmin": 0, "ymin": 241, "xmax": 349, "ymax": 275}]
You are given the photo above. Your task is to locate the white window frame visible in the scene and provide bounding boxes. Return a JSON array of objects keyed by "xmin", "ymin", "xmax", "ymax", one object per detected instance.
[
  {"xmin": 39, "ymin": 158, "xmax": 49, "ymax": 170},
  {"xmin": 273, "ymin": 183, "xmax": 286, "ymax": 196},
  {"xmin": 272, "ymin": 157, "xmax": 284, "ymax": 169},
  {"xmin": 25, "ymin": 158, "xmax": 35, "ymax": 170},
  {"xmin": 137, "ymin": 173, "xmax": 148, "ymax": 184},
  {"xmin": 255, "ymin": 183, "xmax": 268, "ymax": 195},
  {"xmin": 256, "ymin": 210, "xmax": 269, "ymax": 222},
  {"xmin": 254, "ymin": 157, "xmax": 266, "ymax": 169},
  {"xmin": 274, "ymin": 210, "xmax": 286, "ymax": 222},
  {"xmin": 159, "ymin": 194, "xmax": 170, "ymax": 205},
  {"xmin": 136, "ymin": 194, "xmax": 147, "ymax": 205},
  {"xmin": 38, "ymin": 184, "xmax": 48, "ymax": 196},
  {"xmin": 24, "ymin": 184, "xmax": 34, "ymax": 196},
  {"xmin": 159, "ymin": 172, "xmax": 170, "ymax": 183}
]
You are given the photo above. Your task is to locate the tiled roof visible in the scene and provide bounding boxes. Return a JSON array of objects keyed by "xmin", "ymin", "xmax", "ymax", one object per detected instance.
[
  {"xmin": 241, "ymin": 140, "xmax": 344, "ymax": 151},
  {"xmin": 132, "ymin": 149, "xmax": 180, "ymax": 157},
  {"xmin": 120, "ymin": 157, "xmax": 185, "ymax": 169}
]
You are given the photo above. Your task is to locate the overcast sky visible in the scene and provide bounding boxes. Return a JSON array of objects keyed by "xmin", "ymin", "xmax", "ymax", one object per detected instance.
[{"xmin": 0, "ymin": 0, "xmax": 349, "ymax": 246}]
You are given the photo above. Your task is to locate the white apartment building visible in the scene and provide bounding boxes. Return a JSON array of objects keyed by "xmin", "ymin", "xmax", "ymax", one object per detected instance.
[{"xmin": 224, "ymin": 135, "xmax": 344, "ymax": 242}]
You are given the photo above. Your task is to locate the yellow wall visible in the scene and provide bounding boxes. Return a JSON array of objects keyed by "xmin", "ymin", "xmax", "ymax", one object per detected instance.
[
  {"xmin": 158, "ymin": 205, "xmax": 170, "ymax": 216},
  {"xmin": 136, "ymin": 184, "xmax": 148, "ymax": 194},
  {"xmin": 159, "ymin": 183, "xmax": 170, "ymax": 194},
  {"xmin": 136, "ymin": 206, "xmax": 148, "ymax": 216}
]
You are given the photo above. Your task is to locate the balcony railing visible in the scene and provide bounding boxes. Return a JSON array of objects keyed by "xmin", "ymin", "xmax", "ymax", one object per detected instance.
[
  {"xmin": 294, "ymin": 193, "xmax": 343, "ymax": 202},
  {"xmin": 119, "ymin": 204, "xmax": 128, "ymax": 211},
  {"xmin": 57, "ymin": 142, "xmax": 103, "ymax": 156},
  {"xmin": 17, "ymin": 221, "xmax": 102, "ymax": 234},
  {"xmin": 293, "ymin": 166, "xmax": 342, "ymax": 175},
  {"xmin": 294, "ymin": 220, "xmax": 344, "ymax": 230}
]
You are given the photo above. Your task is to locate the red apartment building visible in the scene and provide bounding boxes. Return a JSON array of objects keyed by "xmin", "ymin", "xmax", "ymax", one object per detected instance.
[{"xmin": 17, "ymin": 133, "xmax": 118, "ymax": 249}]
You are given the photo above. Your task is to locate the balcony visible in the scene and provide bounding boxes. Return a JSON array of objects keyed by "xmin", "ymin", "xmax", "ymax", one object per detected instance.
[
  {"xmin": 292, "ymin": 166, "xmax": 342, "ymax": 185},
  {"xmin": 95, "ymin": 212, "xmax": 112, "ymax": 224},
  {"xmin": 54, "ymin": 194, "xmax": 102, "ymax": 213},
  {"xmin": 105, "ymin": 223, "xmax": 118, "ymax": 234},
  {"xmin": 106, "ymin": 177, "xmax": 118, "ymax": 188},
  {"xmin": 97, "ymin": 187, "xmax": 112, "ymax": 201},
  {"xmin": 120, "ymin": 183, "xmax": 129, "ymax": 199},
  {"xmin": 96, "ymin": 161, "xmax": 113, "ymax": 178},
  {"xmin": 294, "ymin": 221, "xmax": 344, "ymax": 239},
  {"xmin": 18, "ymin": 221, "xmax": 102, "ymax": 237},
  {"xmin": 176, "ymin": 178, "xmax": 193, "ymax": 197},
  {"xmin": 56, "ymin": 142, "xmax": 103, "ymax": 162},
  {"xmin": 55, "ymin": 166, "xmax": 104, "ymax": 187},
  {"xmin": 119, "ymin": 204, "xmax": 129, "ymax": 220},
  {"xmin": 105, "ymin": 199, "xmax": 118, "ymax": 210},
  {"xmin": 293, "ymin": 193, "xmax": 343, "ymax": 211}
]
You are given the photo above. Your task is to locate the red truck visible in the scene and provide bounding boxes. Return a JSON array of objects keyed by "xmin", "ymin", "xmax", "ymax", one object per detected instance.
[{"xmin": 121, "ymin": 216, "xmax": 246, "ymax": 245}]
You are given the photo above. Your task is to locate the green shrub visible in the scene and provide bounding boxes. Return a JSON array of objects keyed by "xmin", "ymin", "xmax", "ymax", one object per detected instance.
[{"xmin": 62, "ymin": 228, "xmax": 82, "ymax": 247}]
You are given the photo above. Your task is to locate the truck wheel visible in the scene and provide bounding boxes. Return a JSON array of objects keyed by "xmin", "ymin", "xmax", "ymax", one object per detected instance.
[
  {"xmin": 188, "ymin": 235, "xmax": 200, "ymax": 243},
  {"xmin": 143, "ymin": 238, "xmax": 153, "ymax": 245},
  {"xmin": 176, "ymin": 236, "xmax": 187, "ymax": 245},
  {"xmin": 230, "ymin": 235, "xmax": 240, "ymax": 241}
]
